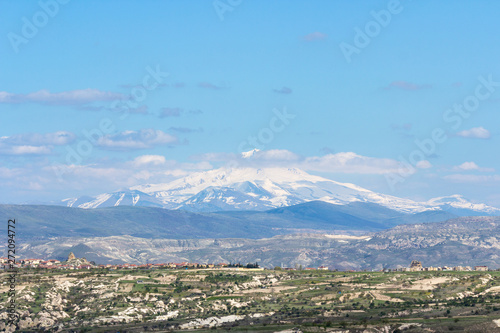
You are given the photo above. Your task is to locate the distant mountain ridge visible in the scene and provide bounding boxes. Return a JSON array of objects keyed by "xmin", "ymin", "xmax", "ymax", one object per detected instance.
[
  {"xmin": 61, "ymin": 190, "xmax": 164, "ymax": 209},
  {"xmin": 60, "ymin": 167, "xmax": 500, "ymax": 216},
  {"xmin": 15, "ymin": 216, "xmax": 500, "ymax": 270},
  {"xmin": 0, "ymin": 201, "xmax": 458, "ymax": 241}
]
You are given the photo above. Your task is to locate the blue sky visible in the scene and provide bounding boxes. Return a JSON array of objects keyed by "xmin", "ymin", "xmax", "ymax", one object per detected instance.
[{"xmin": 1, "ymin": 0, "xmax": 500, "ymax": 206}]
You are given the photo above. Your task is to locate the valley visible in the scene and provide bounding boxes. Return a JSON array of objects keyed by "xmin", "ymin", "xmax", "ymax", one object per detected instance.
[
  {"xmin": 2, "ymin": 268, "xmax": 500, "ymax": 332},
  {"xmin": 6, "ymin": 216, "xmax": 500, "ymax": 271}
]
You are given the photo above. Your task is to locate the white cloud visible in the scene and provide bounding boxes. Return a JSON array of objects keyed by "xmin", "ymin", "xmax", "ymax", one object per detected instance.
[
  {"xmin": 302, "ymin": 152, "xmax": 403, "ymax": 174},
  {"xmin": 0, "ymin": 89, "xmax": 124, "ymax": 105},
  {"xmin": 453, "ymin": 161, "xmax": 495, "ymax": 172},
  {"xmin": 416, "ymin": 160, "xmax": 432, "ymax": 169},
  {"xmin": 456, "ymin": 127, "xmax": 491, "ymax": 139},
  {"xmin": 252, "ymin": 149, "xmax": 301, "ymax": 161},
  {"xmin": 28, "ymin": 182, "xmax": 43, "ymax": 190},
  {"xmin": 0, "ymin": 167, "xmax": 23, "ymax": 178},
  {"xmin": 0, "ymin": 143, "xmax": 52, "ymax": 155},
  {"xmin": 456, "ymin": 161, "xmax": 479, "ymax": 170},
  {"xmin": 2, "ymin": 131, "xmax": 75, "ymax": 146},
  {"xmin": 97, "ymin": 129, "xmax": 178, "ymax": 150},
  {"xmin": 0, "ymin": 154, "xmax": 216, "ymax": 202},
  {"xmin": 444, "ymin": 174, "xmax": 500, "ymax": 183},
  {"xmin": 10, "ymin": 145, "xmax": 52, "ymax": 155},
  {"xmin": 190, "ymin": 152, "xmax": 238, "ymax": 162},
  {"xmin": 273, "ymin": 87, "xmax": 293, "ymax": 94},
  {"xmin": 159, "ymin": 107, "xmax": 182, "ymax": 118},
  {"xmin": 162, "ymin": 169, "xmax": 191, "ymax": 177},
  {"xmin": 133, "ymin": 155, "xmax": 167, "ymax": 166},
  {"xmin": 0, "ymin": 131, "xmax": 77, "ymax": 156},
  {"xmin": 193, "ymin": 150, "xmax": 415, "ymax": 175},
  {"xmin": 302, "ymin": 32, "xmax": 327, "ymax": 41}
]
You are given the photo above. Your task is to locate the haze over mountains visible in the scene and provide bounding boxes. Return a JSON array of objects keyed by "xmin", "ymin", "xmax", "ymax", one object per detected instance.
[
  {"xmin": 61, "ymin": 166, "xmax": 500, "ymax": 217},
  {"xmin": 5, "ymin": 161, "xmax": 498, "ymax": 268},
  {"xmin": 16, "ymin": 216, "xmax": 500, "ymax": 270},
  {"xmin": 0, "ymin": 200, "xmax": 457, "ymax": 241}
]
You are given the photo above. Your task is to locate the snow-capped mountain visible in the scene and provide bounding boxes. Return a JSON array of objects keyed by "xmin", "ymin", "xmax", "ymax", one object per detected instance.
[
  {"xmin": 134, "ymin": 167, "xmax": 322, "ymax": 210},
  {"xmin": 63, "ymin": 190, "xmax": 164, "ymax": 209},
  {"xmin": 61, "ymin": 167, "xmax": 500, "ymax": 216},
  {"xmin": 426, "ymin": 194, "xmax": 500, "ymax": 216}
]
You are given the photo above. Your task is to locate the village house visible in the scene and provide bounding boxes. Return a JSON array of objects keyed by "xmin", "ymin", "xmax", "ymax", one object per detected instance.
[
  {"xmin": 2, "ymin": 256, "xmax": 494, "ymax": 273},
  {"xmin": 474, "ymin": 266, "xmax": 488, "ymax": 271},
  {"xmin": 20, "ymin": 259, "xmax": 41, "ymax": 265}
]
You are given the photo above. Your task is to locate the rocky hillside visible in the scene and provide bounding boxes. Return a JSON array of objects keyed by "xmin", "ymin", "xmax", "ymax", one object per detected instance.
[
  {"xmin": 61, "ymin": 166, "xmax": 500, "ymax": 216},
  {"xmin": 14, "ymin": 217, "xmax": 500, "ymax": 270},
  {"xmin": 1, "ymin": 201, "xmax": 460, "ymax": 241}
]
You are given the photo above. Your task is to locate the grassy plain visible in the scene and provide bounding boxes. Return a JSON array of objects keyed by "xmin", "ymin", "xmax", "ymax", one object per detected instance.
[{"xmin": 1, "ymin": 269, "xmax": 500, "ymax": 332}]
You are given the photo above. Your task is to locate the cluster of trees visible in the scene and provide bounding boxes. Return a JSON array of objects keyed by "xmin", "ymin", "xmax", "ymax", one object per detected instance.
[
  {"xmin": 205, "ymin": 272, "xmax": 252, "ymax": 284},
  {"xmin": 227, "ymin": 262, "xmax": 260, "ymax": 268}
]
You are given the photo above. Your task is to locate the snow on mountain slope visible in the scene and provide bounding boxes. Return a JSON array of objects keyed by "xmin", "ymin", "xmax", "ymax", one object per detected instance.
[
  {"xmin": 128, "ymin": 167, "xmax": 441, "ymax": 213},
  {"xmin": 132, "ymin": 167, "xmax": 323, "ymax": 208},
  {"xmin": 62, "ymin": 167, "xmax": 500, "ymax": 215},
  {"xmin": 426, "ymin": 195, "xmax": 500, "ymax": 215},
  {"xmin": 63, "ymin": 190, "xmax": 164, "ymax": 209},
  {"xmin": 178, "ymin": 186, "xmax": 276, "ymax": 212}
]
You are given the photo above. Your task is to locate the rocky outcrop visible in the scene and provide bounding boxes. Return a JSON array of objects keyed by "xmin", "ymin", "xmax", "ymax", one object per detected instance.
[{"xmin": 16, "ymin": 217, "xmax": 500, "ymax": 270}]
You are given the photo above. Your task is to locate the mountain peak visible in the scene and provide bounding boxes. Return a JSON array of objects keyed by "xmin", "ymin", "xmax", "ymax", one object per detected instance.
[
  {"xmin": 60, "ymin": 167, "xmax": 500, "ymax": 216},
  {"xmin": 241, "ymin": 148, "xmax": 260, "ymax": 158},
  {"xmin": 427, "ymin": 194, "xmax": 499, "ymax": 215},
  {"xmin": 428, "ymin": 194, "xmax": 468, "ymax": 204}
]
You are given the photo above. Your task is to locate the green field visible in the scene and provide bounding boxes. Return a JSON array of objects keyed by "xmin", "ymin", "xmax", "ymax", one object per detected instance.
[{"xmin": 2, "ymin": 269, "xmax": 500, "ymax": 332}]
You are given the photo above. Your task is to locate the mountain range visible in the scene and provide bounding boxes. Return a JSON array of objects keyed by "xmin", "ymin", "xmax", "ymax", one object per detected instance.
[
  {"xmin": 61, "ymin": 166, "xmax": 500, "ymax": 216},
  {"xmin": 5, "ymin": 160, "xmax": 498, "ymax": 269},
  {"xmin": 4, "ymin": 163, "xmax": 499, "ymax": 269},
  {"xmin": 0, "ymin": 200, "xmax": 456, "ymax": 241},
  {"xmin": 14, "ymin": 216, "xmax": 500, "ymax": 270}
]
